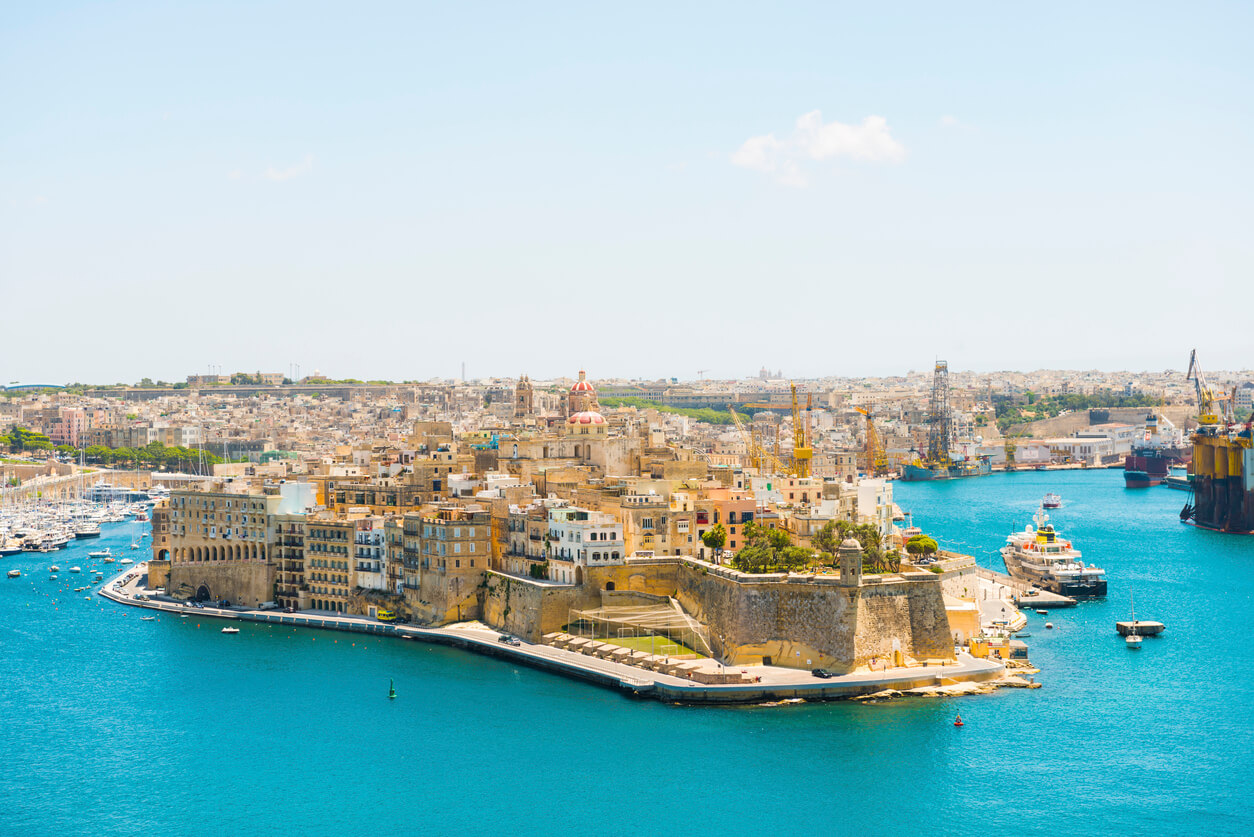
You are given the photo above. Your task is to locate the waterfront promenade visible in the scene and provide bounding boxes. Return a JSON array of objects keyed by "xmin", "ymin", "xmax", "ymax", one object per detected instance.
[{"xmin": 101, "ymin": 563, "xmax": 1006, "ymax": 705}]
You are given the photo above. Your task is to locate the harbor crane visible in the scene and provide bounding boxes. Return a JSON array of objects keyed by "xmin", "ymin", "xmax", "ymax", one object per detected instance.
[
  {"xmin": 1186, "ymin": 348, "xmax": 1230, "ymax": 427},
  {"xmin": 790, "ymin": 384, "xmax": 812, "ymax": 479},
  {"xmin": 855, "ymin": 407, "xmax": 888, "ymax": 476}
]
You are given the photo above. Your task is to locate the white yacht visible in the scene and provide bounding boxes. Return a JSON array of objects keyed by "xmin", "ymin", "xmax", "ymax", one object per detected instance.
[{"xmin": 1000, "ymin": 508, "xmax": 1107, "ymax": 598}]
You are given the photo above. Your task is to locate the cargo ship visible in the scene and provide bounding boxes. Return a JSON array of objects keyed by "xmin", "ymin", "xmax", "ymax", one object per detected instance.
[
  {"xmin": 1124, "ymin": 414, "xmax": 1190, "ymax": 488},
  {"xmin": 1000, "ymin": 508, "xmax": 1107, "ymax": 598}
]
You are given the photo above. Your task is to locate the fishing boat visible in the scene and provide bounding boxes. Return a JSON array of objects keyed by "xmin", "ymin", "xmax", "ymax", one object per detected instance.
[
  {"xmin": 1042, "ymin": 492, "xmax": 1061, "ymax": 509},
  {"xmin": 1000, "ymin": 508, "xmax": 1107, "ymax": 598},
  {"xmin": 49, "ymin": 565, "xmax": 60, "ymax": 572},
  {"xmin": 7, "ymin": 569, "xmax": 20, "ymax": 578}
]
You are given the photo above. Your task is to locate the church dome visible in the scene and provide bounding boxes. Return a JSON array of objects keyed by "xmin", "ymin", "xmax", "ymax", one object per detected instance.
[
  {"xmin": 570, "ymin": 370, "xmax": 595, "ymax": 393},
  {"xmin": 567, "ymin": 411, "xmax": 606, "ymax": 425}
]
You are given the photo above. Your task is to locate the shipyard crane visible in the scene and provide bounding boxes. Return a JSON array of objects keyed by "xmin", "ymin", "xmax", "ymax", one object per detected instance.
[
  {"xmin": 1186, "ymin": 348, "xmax": 1229, "ymax": 427},
  {"xmin": 790, "ymin": 384, "xmax": 812, "ymax": 478},
  {"xmin": 855, "ymin": 407, "xmax": 887, "ymax": 476}
]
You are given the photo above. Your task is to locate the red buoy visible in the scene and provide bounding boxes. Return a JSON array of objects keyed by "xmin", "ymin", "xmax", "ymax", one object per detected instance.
[{"xmin": 954, "ymin": 714, "xmax": 964, "ymax": 727}]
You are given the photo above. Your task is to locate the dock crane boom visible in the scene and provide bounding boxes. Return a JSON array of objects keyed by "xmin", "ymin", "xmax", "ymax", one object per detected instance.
[{"xmin": 1187, "ymin": 348, "xmax": 1228, "ymax": 426}]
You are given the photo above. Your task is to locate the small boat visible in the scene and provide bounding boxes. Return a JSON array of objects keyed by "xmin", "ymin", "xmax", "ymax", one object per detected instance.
[
  {"xmin": 69, "ymin": 566, "xmax": 81, "ymax": 573},
  {"xmin": 88, "ymin": 548, "xmax": 112, "ymax": 559},
  {"xmin": 1126, "ymin": 634, "xmax": 1143, "ymax": 648},
  {"xmin": 221, "ymin": 627, "xmax": 240, "ymax": 634},
  {"xmin": 1116, "ymin": 591, "xmax": 1165, "ymax": 637},
  {"xmin": 49, "ymin": 565, "xmax": 60, "ymax": 572},
  {"xmin": 1035, "ymin": 609, "xmax": 1048, "ymax": 615},
  {"xmin": 1045, "ymin": 622, "xmax": 1054, "ymax": 629},
  {"xmin": 103, "ymin": 556, "xmax": 114, "ymax": 563},
  {"xmin": 7, "ymin": 569, "xmax": 20, "ymax": 578},
  {"xmin": 49, "ymin": 575, "xmax": 57, "ymax": 580},
  {"xmin": 180, "ymin": 614, "xmax": 189, "ymax": 618},
  {"xmin": 1042, "ymin": 492, "xmax": 1061, "ymax": 509},
  {"xmin": 140, "ymin": 616, "xmax": 156, "ymax": 621},
  {"xmin": 953, "ymin": 713, "xmax": 964, "ymax": 727},
  {"xmin": 119, "ymin": 558, "xmax": 133, "ymax": 565}
]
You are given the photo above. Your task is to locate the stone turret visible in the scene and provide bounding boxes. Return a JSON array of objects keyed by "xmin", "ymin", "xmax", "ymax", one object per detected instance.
[{"xmin": 838, "ymin": 537, "xmax": 863, "ymax": 587}]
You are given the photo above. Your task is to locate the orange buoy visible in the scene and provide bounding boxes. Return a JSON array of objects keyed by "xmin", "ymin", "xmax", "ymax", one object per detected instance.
[{"xmin": 954, "ymin": 714, "xmax": 964, "ymax": 727}]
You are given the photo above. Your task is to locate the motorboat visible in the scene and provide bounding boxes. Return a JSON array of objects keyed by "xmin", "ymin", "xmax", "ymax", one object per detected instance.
[
  {"xmin": 140, "ymin": 616, "xmax": 156, "ymax": 621},
  {"xmin": 88, "ymin": 548, "xmax": 112, "ymax": 559},
  {"xmin": 1042, "ymin": 493, "xmax": 1062, "ymax": 509},
  {"xmin": 1126, "ymin": 634, "xmax": 1143, "ymax": 648},
  {"xmin": 119, "ymin": 558, "xmax": 134, "ymax": 565},
  {"xmin": 49, "ymin": 565, "xmax": 60, "ymax": 572},
  {"xmin": 69, "ymin": 566, "xmax": 82, "ymax": 573},
  {"xmin": 7, "ymin": 569, "xmax": 20, "ymax": 578},
  {"xmin": 221, "ymin": 627, "xmax": 240, "ymax": 634}
]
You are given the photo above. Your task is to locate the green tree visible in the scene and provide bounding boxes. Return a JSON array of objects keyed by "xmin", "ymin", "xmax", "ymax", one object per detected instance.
[
  {"xmin": 812, "ymin": 521, "xmax": 840, "ymax": 556},
  {"xmin": 701, "ymin": 523, "xmax": 727, "ymax": 559},
  {"xmin": 84, "ymin": 445, "xmax": 110, "ymax": 463}
]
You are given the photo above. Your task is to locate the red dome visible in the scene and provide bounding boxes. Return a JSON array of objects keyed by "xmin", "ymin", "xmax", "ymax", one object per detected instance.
[
  {"xmin": 570, "ymin": 380, "xmax": 595, "ymax": 392},
  {"xmin": 567, "ymin": 411, "xmax": 606, "ymax": 425}
]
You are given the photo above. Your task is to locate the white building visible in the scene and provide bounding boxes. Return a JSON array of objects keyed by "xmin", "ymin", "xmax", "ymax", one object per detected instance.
[
  {"xmin": 354, "ymin": 517, "xmax": 387, "ymax": 591},
  {"xmin": 547, "ymin": 506, "xmax": 624, "ymax": 584}
]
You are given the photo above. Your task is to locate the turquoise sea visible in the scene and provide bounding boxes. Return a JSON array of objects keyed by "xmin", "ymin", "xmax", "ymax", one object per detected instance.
[{"xmin": 2, "ymin": 470, "xmax": 1251, "ymax": 836}]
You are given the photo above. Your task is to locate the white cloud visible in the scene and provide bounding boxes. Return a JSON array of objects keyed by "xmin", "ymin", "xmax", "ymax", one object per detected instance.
[
  {"xmin": 940, "ymin": 114, "xmax": 960, "ymax": 128},
  {"xmin": 732, "ymin": 111, "xmax": 904, "ymax": 186},
  {"xmin": 263, "ymin": 154, "xmax": 314, "ymax": 182}
]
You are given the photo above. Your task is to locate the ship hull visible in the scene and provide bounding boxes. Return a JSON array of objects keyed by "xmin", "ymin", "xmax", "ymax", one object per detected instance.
[
  {"xmin": 902, "ymin": 459, "xmax": 992, "ymax": 482},
  {"xmin": 1124, "ymin": 470, "xmax": 1160, "ymax": 488}
]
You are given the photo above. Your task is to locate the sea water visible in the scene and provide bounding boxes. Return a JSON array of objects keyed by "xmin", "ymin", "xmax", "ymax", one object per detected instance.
[{"xmin": 1, "ymin": 471, "xmax": 1250, "ymax": 836}]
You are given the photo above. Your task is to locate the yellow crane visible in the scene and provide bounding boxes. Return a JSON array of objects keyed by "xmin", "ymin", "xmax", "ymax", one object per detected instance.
[
  {"xmin": 1187, "ymin": 348, "xmax": 1229, "ymax": 426},
  {"xmin": 855, "ymin": 407, "xmax": 887, "ymax": 475},
  {"xmin": 729, "ymin": 405, "xmax": 783, "ymax": 474},
  {"xmin": 791, "ymin": 384, "xmax": 812, "ymax": 478}
]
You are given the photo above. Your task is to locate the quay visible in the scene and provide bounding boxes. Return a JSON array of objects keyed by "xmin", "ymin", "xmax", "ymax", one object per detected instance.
[
  {"xmin": 100, "ymin": 563, "xmax": 1007, "ymax": 705},
  {"xmin": 974, "ymin": 566, "xmax": 1076, "ymax": 609}
]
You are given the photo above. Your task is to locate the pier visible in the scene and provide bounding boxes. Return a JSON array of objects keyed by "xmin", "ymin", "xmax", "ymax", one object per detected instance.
[
  {"xmin": 974, "ymin": 566, "xmax": 1076, "ymax": 608},
  {"xmin": 100, "ymin": 563, "xmax": 1008, "ymax": 705}
]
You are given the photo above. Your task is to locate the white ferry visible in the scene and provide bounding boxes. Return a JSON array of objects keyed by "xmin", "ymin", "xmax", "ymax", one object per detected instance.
[{"xmin": 1000, "ymin": 508, "xmax": 1107, "ymax": 598}]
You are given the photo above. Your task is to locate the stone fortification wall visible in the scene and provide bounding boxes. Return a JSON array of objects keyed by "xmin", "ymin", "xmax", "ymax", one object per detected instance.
[
  {"xmin": 168, "ymin": 562, "xmax": 275, "ymax": 607},
  {"xmin": 482, "ymin": 559, "xmax": 955, "ymax": 670}
]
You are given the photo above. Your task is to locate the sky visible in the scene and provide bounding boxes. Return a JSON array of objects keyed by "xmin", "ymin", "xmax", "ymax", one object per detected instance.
[{"xmin": 3, "ymin": 1, "xmax": 1253, "ymax": 384}]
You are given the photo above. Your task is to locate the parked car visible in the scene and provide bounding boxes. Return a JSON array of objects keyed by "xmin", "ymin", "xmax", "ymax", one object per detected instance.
[
  {"xmin": 811, "ymin": 668, "xmax": 836, "ymax": 679},
  {"xmin": 498, "ymin": 634, "xmax": 521, "ymax": 646}
]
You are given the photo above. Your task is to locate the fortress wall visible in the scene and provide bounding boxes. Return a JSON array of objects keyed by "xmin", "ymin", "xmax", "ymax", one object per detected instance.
[
  {"xmin": 168, "ymin": 562, "xmax": 274, "ymax": 607},
  {"xmin": 483, "ymin": 560, "xmax": 955, "ymax": 670}
]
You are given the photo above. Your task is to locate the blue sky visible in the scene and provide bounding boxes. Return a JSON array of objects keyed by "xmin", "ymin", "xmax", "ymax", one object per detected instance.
[{"xmin": 4, "ymin": 1, "xmax": 1252, "ymax": 383}]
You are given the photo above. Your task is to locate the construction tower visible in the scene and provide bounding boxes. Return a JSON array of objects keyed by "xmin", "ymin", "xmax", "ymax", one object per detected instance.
[{"xmin": 926, "ymin": 361, "xmax": 952, "ymax": 466}]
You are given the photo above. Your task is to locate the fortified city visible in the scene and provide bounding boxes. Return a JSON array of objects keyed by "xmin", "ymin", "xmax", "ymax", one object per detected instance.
[{"xmin": 7, "ymin": 3, "xmax": 1253, "ymax": 834}]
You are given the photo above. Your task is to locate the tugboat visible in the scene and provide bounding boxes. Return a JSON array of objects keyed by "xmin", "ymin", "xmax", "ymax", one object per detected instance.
[
  {"xmin": 1000, "ymin": 508, "xmax": 1107, "ymax": 598},
  {"xmin": 1042, "ymin": 492, "xmax": 1062, "ymax": 509}
]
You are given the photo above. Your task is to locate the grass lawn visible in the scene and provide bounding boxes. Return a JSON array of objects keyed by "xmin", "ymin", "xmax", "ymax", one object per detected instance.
[{"xmin": 587, "ymin": 634, "xmax": 706, "ymax": 658}]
